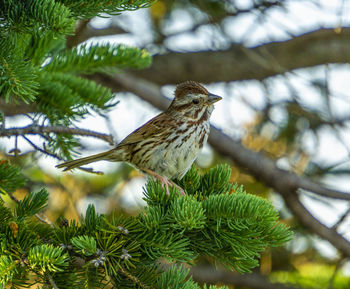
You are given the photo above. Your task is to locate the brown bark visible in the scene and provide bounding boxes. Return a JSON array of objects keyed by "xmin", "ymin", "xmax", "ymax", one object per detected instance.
[
  {"xmin": 129, "ymin": 28, "xmax": 350, "ymax": 84},
  {"xmin": 0, "ymin": 125, "xmax": 114, "ymax": 145}
]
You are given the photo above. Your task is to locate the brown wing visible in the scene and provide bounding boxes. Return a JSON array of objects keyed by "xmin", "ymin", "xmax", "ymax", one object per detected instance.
[{"xmin": 115, "ymin": 112, "xmax": 170, "ymax": 149}]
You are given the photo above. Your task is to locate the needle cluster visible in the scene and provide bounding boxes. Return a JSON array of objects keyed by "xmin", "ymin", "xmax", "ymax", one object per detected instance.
[{"xmin": 0, "ymin": 162, "xmax": 292, "ymax": 288}]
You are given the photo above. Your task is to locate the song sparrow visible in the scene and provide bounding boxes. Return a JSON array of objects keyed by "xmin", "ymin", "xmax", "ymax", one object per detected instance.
[{"xmin": 56, "ymin": 81, "xmax": 222, "ymax": 195}]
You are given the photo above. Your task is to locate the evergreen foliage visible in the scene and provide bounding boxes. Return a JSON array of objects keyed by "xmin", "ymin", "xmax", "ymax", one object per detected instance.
[
  {"xmin": 0, "ymin": 161, "xmax": 27, "ymax": 193},
  {"xmin": 0, "ymin": 163, "xmax": 292, "ymax": 288},
  {"xmin": 0, "ymin": 0, "xmax": 152, "ymax": 159},
  {"xmin": 0, "ymin": 1, "xmax": 293, "ymax": 288},
  {"xmin": 15, "ymin": 189, "xmax": 49, "ymax": 220}
]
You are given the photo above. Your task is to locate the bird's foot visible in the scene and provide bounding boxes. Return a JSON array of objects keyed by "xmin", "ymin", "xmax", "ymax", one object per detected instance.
[
  {"xmin": 167, "ymin": 180, "xmax": 186, "ymax": 196},
  {"xmin": 144, "ymin": 169, "xmax": 186, "ymax": 196}
]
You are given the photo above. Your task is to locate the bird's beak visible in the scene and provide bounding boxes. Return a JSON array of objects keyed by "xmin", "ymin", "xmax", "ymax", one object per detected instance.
[{"xmin": 208, "ymin": 93, "xmax": 222, "ymax": 104}]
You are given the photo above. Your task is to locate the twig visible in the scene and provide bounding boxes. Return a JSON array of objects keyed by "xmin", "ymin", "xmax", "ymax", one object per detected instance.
[
  {"xmin": 34, "ymin": 213, "xmax": 51, "ymax": 226},
  {"xmin": 119, "ymin": 266, "xmax": 151, "ymax": 289},
  {"xmin": 8, "ymin": 135, "xmax": 21, "ymax": 156},
  {"xmin": 22, "ymin": 135, "xmax": 103, "ymax": 175},
  {"xmin": 8, "ymin": 192, "xmax": 20, "ymax": 203},
  {"xmin": 102, "ymin": 113, "xmax": 119, "ymax": 142},
  {"xmin": 47, "ymin": 273, "xmax": 60, "ymax": 289},
  {"xmin": 327, "ymin": 258, "xmax": 345, "ymax": 289},
  {"xmin": 1, "ymin": 125, "xmax": 114, "ymax": 145},
  {"xmin": 0, "ymin": 99, "xmax": 37, "ymax": 116},
  {"xmin": 0, "ymin": 112, "xmax": 5, "ymax": 130},
  {"xmin": 66, "ymin": 19, "xmax": 91, "ymax": 48},
  {"xmin": 23, "ymin": 135, "xmax": 61, "ymax": 160},
  {"xmin": 332, "ymin": 206, "xmax": 350, "ymax": 231},
  {"xmin": 7, "ymin": 191, "xmax": 51, "ymax": 225}
]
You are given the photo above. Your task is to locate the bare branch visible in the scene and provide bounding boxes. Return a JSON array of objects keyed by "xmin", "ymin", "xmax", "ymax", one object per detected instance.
[
  {"xmin": 0, "ymin": 125, "xmax": 114, "ymax": 145},
  {"xmin": 0, "ymin": 99, "xmax": 37, "ymax": 116},
  {"xmin": 280, "ymin": 191, "xmax": 350, "ymax": 256},
  {"xmin": 119, "ymin": 266, "xmax": 151, "ymax": 289},
  {"xmin": 332, "ymin": 206, "xmax": 350, "ymax": 230},
  {"xmin": 66, "ymin": 20, "xmax": 90, "ymax": 48},
  {"xmin": 127, "ymin": 28, "xmax": 350, "ymax": 85},
  {"xmin": 22, "ymin": 135, "xmax": 103, "ymax": 175},
  {"xmin": 327, "ymin": 258, "xmax": 345, "ymax": 289},
  {"xmin": 66, "ymin": 20, "xmax": 126, "ymax": 48}
]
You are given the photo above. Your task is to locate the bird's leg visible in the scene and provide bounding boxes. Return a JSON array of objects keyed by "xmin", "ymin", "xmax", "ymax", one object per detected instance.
[
  {"xmin": 167, "ymin": 179, "xmax": 186, "ymax": 196},
  {"xmin": 144, "ymin": 169, "xmax": 186, "ymax": 196}
]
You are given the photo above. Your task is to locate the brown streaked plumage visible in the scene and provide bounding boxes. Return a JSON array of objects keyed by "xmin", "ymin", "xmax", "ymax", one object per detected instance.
[
  {"xmin": 56, "ymin": 81, "xmax": 222, "ymax": 195},
  {"xmin": 174, "ymin": 81, "xmax": 208, "ymax": 99}
]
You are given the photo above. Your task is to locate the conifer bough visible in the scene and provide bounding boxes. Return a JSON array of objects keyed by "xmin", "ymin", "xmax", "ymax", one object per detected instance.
[{"xmin": 0, "ymin": 163, "xmax": 292, "ymax": 288}]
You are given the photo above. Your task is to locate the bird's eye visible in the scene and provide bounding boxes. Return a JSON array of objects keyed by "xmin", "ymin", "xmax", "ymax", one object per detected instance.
[{"xmin": 192, "ymin": 99, "xmax": 199, "ymax": 104}]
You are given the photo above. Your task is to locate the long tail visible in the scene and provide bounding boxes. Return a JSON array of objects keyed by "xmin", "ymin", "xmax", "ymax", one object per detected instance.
[{"xmin": 56, "ymin": 150, "xmax": 114, "ymax": 171}]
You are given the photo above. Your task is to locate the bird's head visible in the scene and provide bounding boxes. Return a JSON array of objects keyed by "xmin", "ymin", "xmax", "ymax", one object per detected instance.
[{"xmin": 168, "ymin": 81, "xmax": 222, "ymax": 120}]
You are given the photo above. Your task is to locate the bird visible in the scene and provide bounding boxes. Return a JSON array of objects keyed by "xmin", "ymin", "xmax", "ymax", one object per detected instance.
[{"xmin": 56, "ymin": 81, "xmax": 222, "ymax": 195}]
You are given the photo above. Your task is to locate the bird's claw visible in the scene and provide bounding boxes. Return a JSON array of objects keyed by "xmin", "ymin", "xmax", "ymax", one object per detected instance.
[
  {"xmin": 144, "ymin": 169, "xmax": 186, "ymax": 196},
  {"xmin": 158, "ymin": 175, "xmax": 186, "ymax": 196}
]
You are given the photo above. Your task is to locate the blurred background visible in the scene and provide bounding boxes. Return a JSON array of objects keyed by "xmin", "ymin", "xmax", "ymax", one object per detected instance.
[{"xmin": 2, "ymin": 0, "xmax": 350, "ymax": 288}]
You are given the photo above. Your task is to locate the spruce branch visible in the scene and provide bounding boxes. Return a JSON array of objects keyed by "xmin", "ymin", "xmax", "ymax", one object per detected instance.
[
  {"xmin": 0, "ymin": 162, "xmax": 50, "ymax": 224},
  {"xmin": 28, "ymin": 244, "xmax": 69, "ymax": 272},
  {"xmin": 0, "ymin": 0, "xmax": 153, "ymax": 164},
  {"xmin": 37, "ymin": 72, "xmax": 116, "ymax": 120},
  {"xmin": 44, "ymin": 43, "xmax": 152, "ymax": 74},
  {"xmin": 15, "ymin": 189, "xmax": 49, "ymax": 220},
  {"xmin": 0, "ymin": 164, "xmax": 291, "ymax": 288},
  {"xmin": 63, "ymin": 0, "xmax": 156, "ymax": 19},
  {"xmin": 0, "ymin": 0, "xmax": 75, "ymax": 35},
  {"xmin": 71, "ymin": 235, "xmax": 97, "ymax": 256},
  {"xmin": 0, "ymin": 124, "xmax": 114, "ymax": 145},
  {"xmin": 7, "ymin": 190, "xmax": 51, "ymax": 225},
  {"xmin": 0, "ymin": 161, "xmax": 27, "ymax": 193},
  {"xmin": 0, "ymin": 58, "xmax": 39, "ymax": 103}
]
